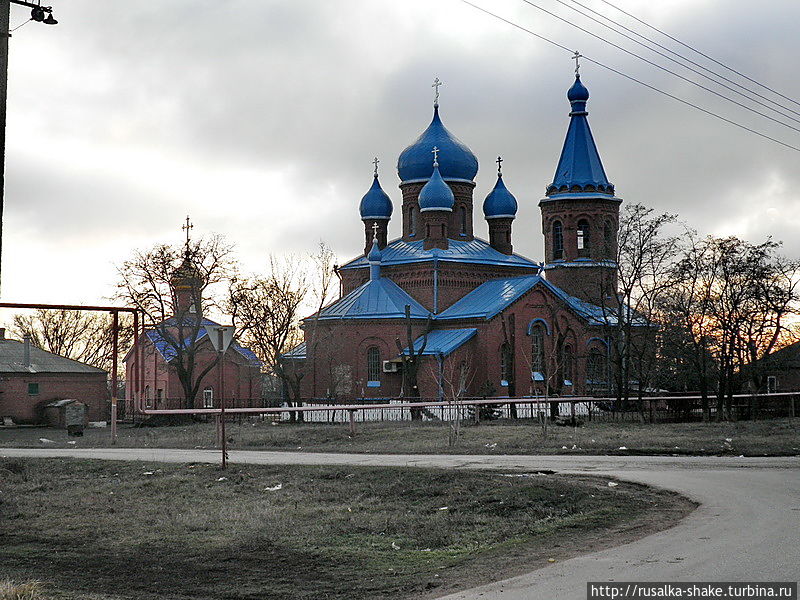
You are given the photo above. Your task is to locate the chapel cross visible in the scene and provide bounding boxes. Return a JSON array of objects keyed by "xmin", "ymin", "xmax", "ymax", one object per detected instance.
[
  {"xmin": 496, "ymin": 155, "xmax": 503, "ymax": 176},
  {"xmin": 431, "ymin": 145, "xmax": 440, "ymax": 166},
  {"xmin": 432, "ymin": 77, "xmax": 443, "ymax": 106},
  {"xmin": 182, "ymin": 216, "xmax": 194, "ymax": 249},
  {"xmin": 372, "ymin": 221, "xmax": 379, "ymax": 239},
  {"xmin": 372, "ymin": 156, "xmax": 380, "ymax": 177},
  {"xmin": 572, "ymin": 50, "xmax": 583, "ymax": 76}
]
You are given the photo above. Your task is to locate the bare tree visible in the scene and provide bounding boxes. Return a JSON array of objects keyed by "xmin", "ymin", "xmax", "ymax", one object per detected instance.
[
  {"xmin": 229, "ymin": 255, "xmax": 308, "ymax": 418},
  {"xmin": 395, "ymin": 304, "xmax": 432, "ymax": 420},
  {"xmin": 116, "ymin": 235, "xmax": 237, "ymax": 408},
  {"xmin": 10, "ymin": 309, "xmax": 133, "ymax": 377},
  {"xmin": 305, "ymin": 242, "xmax": 339, "ymax": 404}
]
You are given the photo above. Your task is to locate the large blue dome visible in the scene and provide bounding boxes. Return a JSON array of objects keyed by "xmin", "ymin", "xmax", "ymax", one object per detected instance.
[
  {"xmin": 418, "ymin": 163, "xmax": 455, "ymax": 212},
  {"xmin": 358, "ymin": 174, "xmax": 393, "ymax": 220},
  {"xmin": 397, "ymin": 106, "xmax": 478, "ymax": 183},
  {"xmin": 483, "ymin": 174, "xmax": 518, "ymax": 219}
]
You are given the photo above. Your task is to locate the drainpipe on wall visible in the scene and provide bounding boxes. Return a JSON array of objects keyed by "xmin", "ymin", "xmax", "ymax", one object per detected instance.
[{"xmin": 433, "ymin": 256, "xmax": 439, "ymax": 314}]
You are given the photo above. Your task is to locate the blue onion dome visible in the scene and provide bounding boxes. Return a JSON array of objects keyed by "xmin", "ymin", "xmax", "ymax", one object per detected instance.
[
  {"xmin": 359, "ymin": 174, "xmax": 393, "ymax": 220},
  {"xmin": 483, "ymin": 173, "xmax": 518, "ymax": 220},
  {"xmin": 397, "ymin": 105, "xmax": 479, "ymax": 183},
  {"xmin": 567, "ymin": 75, "xmax": 590, "ymax": 103},
  {"xmin": 418, "ymin": 159, "xmax": 455, "ymax": 212}
]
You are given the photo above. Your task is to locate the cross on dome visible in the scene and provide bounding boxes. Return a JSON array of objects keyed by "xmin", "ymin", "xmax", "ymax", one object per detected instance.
[
  {"xmin": 496, "ymin": 155, "xmax": 503, "ymax": 176},
  {"xmin": 432, "ymin": 77, "xmax": 443, "ymax": 107},
  {"xmin": 432, "ymin": 145, "xmax": 440, "ymax": 167},
  {"xmin": 372, "ymin": 156, "xmax": 380, "ymax": 177},
  {"xmin": 572, "ymin": 50, "xmax": 583, "ymax": 76},
  {"xmin": 181, "ymin": 216, "xmax": 194, "ymax": 256},
  {"xmin": 372, "ymin": 221, "xmax": 379, "ymax": 238}
]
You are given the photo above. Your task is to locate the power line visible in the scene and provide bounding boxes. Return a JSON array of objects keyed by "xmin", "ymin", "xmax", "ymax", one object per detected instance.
[
  {"xmin": 518, "ymin": 0, "xmax": 800, "ymax": 136},
  {"xmin": 459, "ymin": 0, "xmax": 800, "ymax": 153},
  {"xmin": 595, "ymin": 0, "xmax": 800, "ymax": 110},
  {"xmin": 554, "ymin": 0, "xmax": 800, "ymax": 123}
]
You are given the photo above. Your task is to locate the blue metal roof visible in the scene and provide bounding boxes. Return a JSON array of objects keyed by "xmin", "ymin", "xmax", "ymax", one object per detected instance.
[
  {"xmin": 418, "ymin": 163, "xmax": 455, "ymax": 212},
  {"xmin": 311, "ymin": 277, "xmax": 430, "ymax": 321},
  {"xmin": 146, "ymin": 318, "xmax": 261, "ymax": 366},
  {"xmin": 397, "ymin": 105, "xmax": 478, "ymax": 183},
  {"xmin": 340, "ymin": 237, "xmax": 541, "ymax": 270},
  {"xmin": 483, "ymin": 173, "xmax": 518, "ymax": 219},
  {"xmin": 438, "ymin": 276, "xmax": 543, "ymax": 320},
  {"xmin": 359, "ymin": 174, "xmax": 393, "ymax": 220},
  {"xmin": 547, "ymin": 76, "xmax": 614, "ymax": 197},
  {"xmin": 404, "ymin": 328, "xmax": 477, "ymax": 357}
]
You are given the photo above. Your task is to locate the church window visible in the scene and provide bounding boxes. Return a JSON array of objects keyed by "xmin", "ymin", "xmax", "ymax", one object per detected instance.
[
  {"xmin": 553, "ymin": 221, "xmax": 563, "ymax": 260},
  {"xmin": 577, "ymin": 220, "xmax": 590, "ymax": 258},
  {"xmin": 587, "ymin": 348, "xmax": 607, "ymax": 391},
  {"xmin": 500, "ymin": 343, "xmax": 512, "ymax": 386},
  {"xmin": 203, "ymin": 386, "xmax": 214, "ymax": 408},
  {"xmin": 145, "ymin": 385, "xmax": 152, "ymax": 409},
  {"xmin": 366, "ymin": 346, "xmax": 381, "ymax": 386},
  {"xmin": 409, "ymin": 207, "xmax": 416, "ymax": 236},
  {"xmin": 561, "ymin": 345, "xmax": 574, "ymax": 386},
  {"xmin": 531, "ymin": 326, "xmax": 545, "ymax": 380},
  {"xmin": 27, "ymin": 382, "xmax": 39, "ymax": 395},
  {"xmin": 460, "ymin": 205, "xmax": 468, "ymax": 234},
  {"xmin": 604, "ymin": 221, "xmax": 614, "ymax": 257}
]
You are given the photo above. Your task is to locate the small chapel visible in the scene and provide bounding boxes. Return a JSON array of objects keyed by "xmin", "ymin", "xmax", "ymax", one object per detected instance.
[{"xmin": 285, "ymin": 72, "xmax": 626, "ymax": 401}]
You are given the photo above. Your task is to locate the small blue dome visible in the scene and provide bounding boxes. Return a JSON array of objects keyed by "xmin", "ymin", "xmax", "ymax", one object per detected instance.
[
  {"xmin": 397, "ymin": 106, "xmax": 478, "ymax": 183},
  {"xmin": 567, "ymin": 75, "xmax": 589, "ymax": 103},
  {"xmin": 418, "ymin": 163, "xmax": 455, "ymax": 212},
  {"xmin": 367, "ymin": 237, "xmax": 382, "ymax": 262},
  {"xmin": 359, "ymin": 175, "xmax": 393, "ymax": 220},
  {"xmin": 483, "ymin": 174, "xmax": 518, "ymax": 219}
]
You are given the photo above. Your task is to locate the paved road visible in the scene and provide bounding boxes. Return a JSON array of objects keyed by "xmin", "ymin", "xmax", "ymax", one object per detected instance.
[{"xmin": 3, "ymin": 448, "xmax": 799, "ymax": 599}]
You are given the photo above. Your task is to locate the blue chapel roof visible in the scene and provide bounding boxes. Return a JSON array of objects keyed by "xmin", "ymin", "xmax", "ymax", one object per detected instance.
[
  {"xmin": 310, "ymin": 277, "xmax": 430, "ymax": 321},
  {"xmin": 340, "ymin": 237, "xmax": 540, "ymax": 271},
  {"xmin": 483, "ymin": 173, "xmax": 518, "ymax": 219},
  {"xmin": 418, "ymin": 163, "xmax": 455, "ymax": 212},
  {"xmin": 403, "ymin": 328, "xmax": 478, "ymax": 357},
  {"xmin": 546, "ymin": 75, "xmax": 615, "ymax": 198},
  {"xmin": 397, "ymin": 105, "xmax": 479, "ymax": 184},
  {"xmin": 146, "ymin": 318, "xmax": 261, "ymax": 366}
]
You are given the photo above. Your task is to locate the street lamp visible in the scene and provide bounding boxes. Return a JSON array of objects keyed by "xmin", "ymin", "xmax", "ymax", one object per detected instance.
[{"xmin": 0, "ymin": 1, "xmax": 59, "ymax": 295}]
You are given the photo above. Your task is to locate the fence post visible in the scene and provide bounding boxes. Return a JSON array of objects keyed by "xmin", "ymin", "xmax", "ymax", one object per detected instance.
[{"xmin": 348, "ymin": 409, "xmax": 356, "ymax": 437}]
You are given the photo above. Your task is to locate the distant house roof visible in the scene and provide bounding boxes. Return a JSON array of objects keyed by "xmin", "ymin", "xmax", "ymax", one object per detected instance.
[
  {"xmin": 0, "ymin": 339, "xmax": 107, "ymax": 375},
  {"xmin": 145, "ymin": 317, "xmax": 261, "ymax": 366},
  {"xmin": 280, "ymin": 341, "xmax": 307, "ymax": 360},
  {"xmin": 340, "ymin": 237, "xmax": 541, "ymax": 271},
  {"xmin": 404, "ymin": 328, "xmax": 478, "ymax": 357},
  {"xmin": 307, "ymin": 277, "xmax": 430, "ymax": 321}
]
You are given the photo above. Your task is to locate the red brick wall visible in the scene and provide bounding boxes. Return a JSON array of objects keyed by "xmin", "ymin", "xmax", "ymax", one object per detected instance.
[{"xmin": 0, "ymin": 372, "xmax": 109, "ymax": 424}]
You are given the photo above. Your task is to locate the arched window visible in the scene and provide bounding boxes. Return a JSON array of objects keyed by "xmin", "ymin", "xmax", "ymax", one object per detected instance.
[
  {"xmin": 409, "ymin": 206, "xmax": 417, "ymax": 236},
  {"xmin": 531, "ymin": 326, "xmax": 545, "ymax": 380},
  {"xmin": 577, "ymin": 220, "xmax": 590, "ymax": 258},
  {"xmin": 366, "ymin": 346, "xmax": 381, "ymax": 386},
  {"xmin": 460, "ymin": 205, "xmax": 468, "ymax": 234},
  {"xmin": 603, "ymin": 221, "xmax": 614, "ymax": 257},
  {"xmin": 145, "ymin": 385, "xmax": 152, "ymax": 409},
  {"xmin": 203, "ymin": 386, "xmax": 214, "ymax": 408},
  {"xmin": 561, "ymin": 345, "xmax": 574, "ymax": 386},
  {"xmin": 552, "ymin": 221, "xmax": 563, "ymax": 260},
  {"xmin": 500, "ymin": 343, "xmax": 512, "ymax": 386},
  {"xmin": 587, "ymin": 348, "xmax": 607, "ymax": 392}
]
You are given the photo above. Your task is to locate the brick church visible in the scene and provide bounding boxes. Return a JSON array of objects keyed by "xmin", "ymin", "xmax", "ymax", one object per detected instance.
[{"xmin": 286, "ymin": 74, "xmax": 624, "ymax": 401}]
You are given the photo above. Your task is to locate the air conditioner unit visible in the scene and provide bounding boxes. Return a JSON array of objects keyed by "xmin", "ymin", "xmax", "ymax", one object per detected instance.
[{"xmin": 382, "ymin": 360, "xmax": 400, "ymax": 373}]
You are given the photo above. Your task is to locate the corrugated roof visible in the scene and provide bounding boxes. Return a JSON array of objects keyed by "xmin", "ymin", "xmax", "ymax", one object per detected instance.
[
  {"xmin": 438, "ymin": 276, "xmax": 543, "ymax": 320},
  {"xmin": 405, "ymin": 328, "xmax": 477, "ymax": 357},
  {"xmin": 281, "ymin": 341, "xmax": 306, "ymax": 360},
  {"xmin": 0, "ymin": 340, "xmax": 107, "ymax": 374},
  {"xmin": 340, "ymin": 237, "xmax": 541, "ymax": 270},
  {"xmin": 310, "ymin": 277, "xmax": 430, "ymax": 321}
]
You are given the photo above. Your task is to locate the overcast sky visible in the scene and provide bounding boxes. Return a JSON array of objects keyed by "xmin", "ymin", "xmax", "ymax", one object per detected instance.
[{"xmin": 2, "ymin": 0, "xmax": 799, "ymax": 317}]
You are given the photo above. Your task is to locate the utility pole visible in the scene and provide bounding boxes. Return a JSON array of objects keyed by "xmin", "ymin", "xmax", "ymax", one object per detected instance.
[{"xmin": 0, "ymin": 1, "xmax": 57, "ymax": 296}]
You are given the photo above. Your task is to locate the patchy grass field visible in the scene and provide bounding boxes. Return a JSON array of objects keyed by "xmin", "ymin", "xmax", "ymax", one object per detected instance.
[
  {"xmin": 0, "ymin": 458, "xmax": 693, "ymax": 600},
  {"xmin": 1, "ymin": 417, "xmax": 798, "ymax": 456}
]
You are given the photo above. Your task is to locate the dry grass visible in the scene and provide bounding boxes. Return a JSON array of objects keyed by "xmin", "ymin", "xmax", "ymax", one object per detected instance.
[
  {"xmin": 0, "ymin": 580, "xmax": 43, "ymax": 600},
  {"xmin": 0, "ymin": 458, "xmax": 694, "ymax": 600},
  {"xmin": 1, "ymin": 417, "xmax": 797, "ymax": 456}
]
